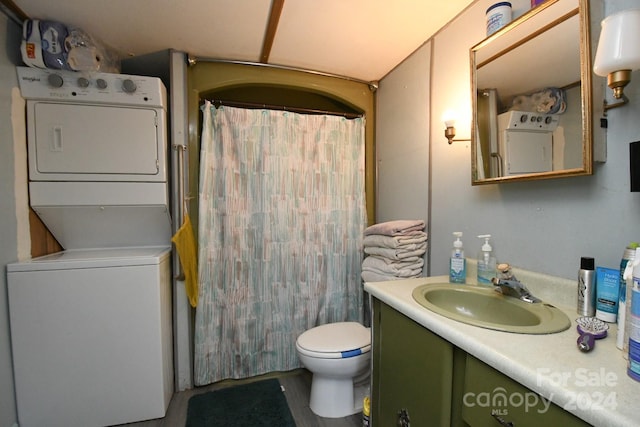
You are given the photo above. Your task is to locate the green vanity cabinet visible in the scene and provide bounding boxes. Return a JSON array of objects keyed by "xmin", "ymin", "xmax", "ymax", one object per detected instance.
[
  {"xmin": 371, "ymin": 298, "xmax": 456, "ymax": 426},
  {"xmin": 462, "ymin": 355, "xmax": 590, "ymax": 427},
  {"xmin": 371, "ymin": 298, "xmax": 591, "ymax": 427}
]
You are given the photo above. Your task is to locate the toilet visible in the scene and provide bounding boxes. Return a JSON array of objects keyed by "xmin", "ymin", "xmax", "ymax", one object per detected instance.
[{"xmin": 295, "ymin": 321, "xmax": 371, "ymax": 418}]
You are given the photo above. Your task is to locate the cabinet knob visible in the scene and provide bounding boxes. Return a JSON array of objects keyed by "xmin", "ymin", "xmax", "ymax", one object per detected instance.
[
  {"xmin": 397, "ymin": 408, "xmax": 411, "ymax": 427},
  {"xmin": 491, "ymin": 413, "xmax": 515, "ymax": 426}
]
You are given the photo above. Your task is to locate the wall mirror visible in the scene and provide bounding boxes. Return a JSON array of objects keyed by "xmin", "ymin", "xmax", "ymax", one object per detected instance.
[{"xmin": 471, "ymin": 0, "xmax": 595, "ymax": 185}]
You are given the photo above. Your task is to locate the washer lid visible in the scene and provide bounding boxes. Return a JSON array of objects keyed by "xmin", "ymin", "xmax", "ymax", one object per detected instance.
[
  {"xmin": 6, "ymin": 246, "xmax": 171, "ymax": 272},
  {"xmin": 297, "ymin": 322, "xmax": 370, "ymax": 354}
]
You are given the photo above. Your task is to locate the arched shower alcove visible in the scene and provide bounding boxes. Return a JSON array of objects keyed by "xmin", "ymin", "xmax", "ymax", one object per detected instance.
[{"xmin": 187, "ymin": 61, "xmax": 376, "ymax": 229}]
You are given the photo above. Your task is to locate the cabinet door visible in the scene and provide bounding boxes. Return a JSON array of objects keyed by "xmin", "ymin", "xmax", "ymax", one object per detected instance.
[
  {"xmin": 372, "ymin": 299, "xmax": 454, "ymax": 426},
  {"xmin": 462, "ymin": 354, "xmax": 590, "ymax": 427}
]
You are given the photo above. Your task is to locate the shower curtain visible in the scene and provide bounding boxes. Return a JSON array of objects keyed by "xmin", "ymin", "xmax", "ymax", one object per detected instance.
[{"xmin": 194, "ymin": 102, "xmax": 367, "ymax": 385}]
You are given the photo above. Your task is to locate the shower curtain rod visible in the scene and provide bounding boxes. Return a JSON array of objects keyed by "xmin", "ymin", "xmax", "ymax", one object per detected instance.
[
  {"xmin": 187, "ymin": 55, "xmax": 379, "ymax": 92},
  {"xmin": 204, "ymin": 98, "xmax": 364, "ymax": 119}
]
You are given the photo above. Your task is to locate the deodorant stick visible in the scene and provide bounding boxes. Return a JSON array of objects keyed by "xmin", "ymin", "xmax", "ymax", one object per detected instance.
[{"xmin": 578, "ymin": 257, "xmax": 596, "ymax": 316}]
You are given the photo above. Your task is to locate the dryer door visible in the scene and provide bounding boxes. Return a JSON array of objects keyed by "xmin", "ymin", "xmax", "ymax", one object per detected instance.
[
  {"xmin": 28, "ymin": 101, "xmax": 166, "ymax": 182},
  {"xmin": 502, "ymin": 131, "xmax": 553, "ymax": 175}
]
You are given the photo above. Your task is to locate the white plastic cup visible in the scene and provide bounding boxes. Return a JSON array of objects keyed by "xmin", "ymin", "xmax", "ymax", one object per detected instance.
[{"xmin": 486, "ymin": 2, "xmax": 512, "ymax": 36}]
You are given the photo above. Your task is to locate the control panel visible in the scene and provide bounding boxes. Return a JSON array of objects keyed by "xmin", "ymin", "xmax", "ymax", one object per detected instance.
[
  {"xmin": 498, "ymin": 110, "xmax": 559, "ymax": 131},
  {"xmin": 16, "ymin": 66, "xmax": 166, "ymax": 108}
]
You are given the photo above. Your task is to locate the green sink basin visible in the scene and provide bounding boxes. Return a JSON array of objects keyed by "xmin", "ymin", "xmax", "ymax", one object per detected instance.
[{"xmin": 412, "ymin": 283, "xmax": 570, "ymax": 334}]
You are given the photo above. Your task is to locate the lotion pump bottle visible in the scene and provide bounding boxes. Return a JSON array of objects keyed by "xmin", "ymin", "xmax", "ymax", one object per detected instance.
[
  {"xmin": 477, "ymin": 234, "xmax": 497, "ymax": 285},
  {"xmin": 449, "ymin": 232, "xmax": 466, "ymax": 284}
]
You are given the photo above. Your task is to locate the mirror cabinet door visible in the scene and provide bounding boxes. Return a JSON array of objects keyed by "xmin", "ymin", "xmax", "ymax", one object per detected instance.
[{"xmin": 471, "ymin": 0, "xmax": 596, "ymax": 185}]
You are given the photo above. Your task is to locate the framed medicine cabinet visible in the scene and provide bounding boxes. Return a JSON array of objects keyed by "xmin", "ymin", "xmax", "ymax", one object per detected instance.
[{"xmin": 470, "ymin": 0, "xmax": 603, "ymax": 185}]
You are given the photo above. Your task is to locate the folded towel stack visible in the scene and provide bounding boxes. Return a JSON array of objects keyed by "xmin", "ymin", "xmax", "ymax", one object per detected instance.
[{"xmin": 361, "ymin": 220, "xmax": 427, "ymax": 282}]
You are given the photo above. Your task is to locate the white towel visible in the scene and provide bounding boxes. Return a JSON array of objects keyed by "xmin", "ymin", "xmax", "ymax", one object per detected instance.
[
  {"xmin": 362, "ymin": 271, "xmax": 406, "ymax": 282},
  {"xmin": 364, "ymin": 220, "xmax": 425, "ymax": 237},
  {"xmin": 363, "ymin": 265, "xmax": 423, "ymax": 278},
  {"xmin": 362, "ymin": 255, "xmax": 424, "ymax": 273},
  {"xmin": 364, "ymin": 243, "xmax": 426, "ymax": 260},
  {"xmin": 363, "ymin": 232, "xmax": 427, "ymax": 249},
  {"xmin": 363, "ymin": 255, "xmax": 423, "ymax": 264}
]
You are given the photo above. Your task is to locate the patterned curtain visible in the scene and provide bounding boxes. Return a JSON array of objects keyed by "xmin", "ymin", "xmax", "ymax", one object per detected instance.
[{"xmin": 194, "ymin": 102, "xmax": 366, "ymax": 385}]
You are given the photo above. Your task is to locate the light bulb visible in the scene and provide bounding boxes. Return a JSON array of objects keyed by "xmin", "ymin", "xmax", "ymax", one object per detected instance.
[{"xmin": 442, "ymin": 109, "xmax": 457, "ymax": 128}]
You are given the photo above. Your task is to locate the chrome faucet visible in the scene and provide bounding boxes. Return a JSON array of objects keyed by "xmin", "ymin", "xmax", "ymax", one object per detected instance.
[{"xmin": 491, "ymin": 263, "xmax": 541, "ymax": 303}]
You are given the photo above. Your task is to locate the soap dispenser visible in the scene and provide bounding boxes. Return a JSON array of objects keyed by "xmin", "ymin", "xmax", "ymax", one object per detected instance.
[
  {"xmin": 449, "ymin": 232, "xmax": 466, "ymax": 284},
  {"xmin": 477, "ymin": 234, "xmax": 497, "ymax": 285}
]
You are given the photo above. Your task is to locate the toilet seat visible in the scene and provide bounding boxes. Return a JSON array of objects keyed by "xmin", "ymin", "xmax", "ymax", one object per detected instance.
[{"xmin": 296, "ymin": 322, "xmax": 371, "ymax": 359}]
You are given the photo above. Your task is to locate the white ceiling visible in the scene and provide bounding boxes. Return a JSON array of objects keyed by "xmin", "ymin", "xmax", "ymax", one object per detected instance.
[{"xmin": 12, "ymin": 0, "xmax": 475, "ymax": 82}]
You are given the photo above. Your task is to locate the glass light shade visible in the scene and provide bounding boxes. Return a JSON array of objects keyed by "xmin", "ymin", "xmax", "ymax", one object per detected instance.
[
  {"xmin": 593, "ymin": 9, "xmax": 640, "ymax": 76},
  {"xmin": 442, "ymin": 109, "xmax": 456, "ymax": 128}
]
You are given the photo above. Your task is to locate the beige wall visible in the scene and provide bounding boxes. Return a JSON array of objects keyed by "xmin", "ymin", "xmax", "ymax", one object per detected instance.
[{"xmin": 0, "ymin": 13, "xmax": 24, "ymax": 427}]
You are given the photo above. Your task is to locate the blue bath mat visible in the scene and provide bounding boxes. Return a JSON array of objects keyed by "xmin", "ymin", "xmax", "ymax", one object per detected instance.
[{"xmin": 185, "ymin": 378, "xmax": 296, "ymax": 426}]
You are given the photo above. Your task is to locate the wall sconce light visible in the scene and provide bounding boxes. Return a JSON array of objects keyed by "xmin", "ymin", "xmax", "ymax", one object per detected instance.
[
  {"xmin": 442, "ymin": 110, "xmax": 470, "ymax": 144},
  {"xmin": 593, "ymin": 9, "xmax": 640, "ymax": 113},
  {"xmin": 444, "ymin": 118, "xmax": 457, "ymax": 144}
]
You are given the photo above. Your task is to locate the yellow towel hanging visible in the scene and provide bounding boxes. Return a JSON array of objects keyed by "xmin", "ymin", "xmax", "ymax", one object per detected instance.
[{"xmin": 171, "ymin": 213, "xmax": 199, "ymax": 308}]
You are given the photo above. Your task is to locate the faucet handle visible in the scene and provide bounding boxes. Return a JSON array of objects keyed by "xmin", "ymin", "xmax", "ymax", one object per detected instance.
[
  {"xmin": 498, "ymin": 263, "xmax": 510, "ymax": 271},
  {"xmin": 497, "ymin": 263, "xmax": 513, "ymax": 279}
]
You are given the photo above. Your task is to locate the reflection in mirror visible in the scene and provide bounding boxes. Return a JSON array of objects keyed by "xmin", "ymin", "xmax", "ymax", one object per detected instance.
[{"xmin": 471, "ymin": 0, "xmax": 594, "ymax": 185}]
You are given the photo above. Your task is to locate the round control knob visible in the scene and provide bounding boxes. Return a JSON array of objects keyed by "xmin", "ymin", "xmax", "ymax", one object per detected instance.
[
  {"xmin": 47, "ymin": 73, "xmax": 64, "ymax": 88},
  {"xmin": 545, "ymin": 116, "xmax": 553, "ymax": 124},
  {"xmin": 77, "ymin": 77, "xmax": 90, "ymax": 88},
  {"xmin": 96, "ymin": 79, "xmax": 108, "ymax": 90},
  {"xmin": 519, "ymin": 114, "xmax": 528, "ymax": 123},
  {"xmin": 122, "ymin": 79, "xmax": 137, "ymax": 93}
]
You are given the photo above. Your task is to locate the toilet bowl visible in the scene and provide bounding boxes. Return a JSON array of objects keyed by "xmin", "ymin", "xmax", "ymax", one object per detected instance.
[{"xmin": 295, "ymin": 321, "xmax": 371, "ymax": 418}]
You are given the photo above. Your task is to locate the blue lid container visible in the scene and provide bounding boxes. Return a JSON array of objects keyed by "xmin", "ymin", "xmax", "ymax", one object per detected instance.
[{"xmin": 486, "ymin": 2, "xmax": 512, "ymax": 36}]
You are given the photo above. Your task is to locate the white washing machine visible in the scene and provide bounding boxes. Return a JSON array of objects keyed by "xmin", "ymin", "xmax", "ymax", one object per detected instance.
[
  {"xmin": 7, "ymin": 247, "xmax": 173, "ymax": 427},
  {"xmin": 9, "ymin": 67, "xmax": 174, "ymax": 427}
]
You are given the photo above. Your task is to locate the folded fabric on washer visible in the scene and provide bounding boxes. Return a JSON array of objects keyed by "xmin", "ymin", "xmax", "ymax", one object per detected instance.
[
  {"xmin": 363, "ymin": 219, "xmax": 425, "ymax": 237},
  {"xmin": 362, "ymin": 256, "xmax": 424, "ymax": 277},
  {"xmin": 364, "ymin": 243, "xmax": 426, "ymax": 260},
  {"xmin": 363, "ymin": 231, "xmax": 427, "ymax": 249}
]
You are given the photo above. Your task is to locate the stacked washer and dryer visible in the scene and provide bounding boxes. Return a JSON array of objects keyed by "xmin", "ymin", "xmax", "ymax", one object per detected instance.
[{"xmin": 8, "ymin": 67, "xmax": 174, "ymax": 427}]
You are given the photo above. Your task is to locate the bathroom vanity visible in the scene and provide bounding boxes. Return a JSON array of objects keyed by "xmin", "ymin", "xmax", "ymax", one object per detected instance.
[{"xmin": 365, "ymin": 274, "xmax": 639, "ymax": 427}]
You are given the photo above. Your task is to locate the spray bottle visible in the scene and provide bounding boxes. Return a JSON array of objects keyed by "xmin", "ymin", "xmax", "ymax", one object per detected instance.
[
  {"xmin": 625, "ymin": 247, "xmax": 640, "ymax": 381},
  {"xmin": 617, "ymin": 242, "xmax": 639, "ymax": 352},
  {"xmin": 449, "ymin": 232, "xmax": 466, "ymax": 284},
  {"xmin": 477, "ymin": 234, "xmax": 497, "ymax": 285}
]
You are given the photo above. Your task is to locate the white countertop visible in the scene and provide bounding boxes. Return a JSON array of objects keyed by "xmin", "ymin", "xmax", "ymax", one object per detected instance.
[{"xmin": 364, "ymin": 270, "xmax": 640, "ymax": 427}]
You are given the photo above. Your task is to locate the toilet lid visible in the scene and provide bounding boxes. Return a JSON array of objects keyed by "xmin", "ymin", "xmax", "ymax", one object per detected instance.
[{"xmin": 296, "ymin": 322, "xmax": 371, "ymax": 359}]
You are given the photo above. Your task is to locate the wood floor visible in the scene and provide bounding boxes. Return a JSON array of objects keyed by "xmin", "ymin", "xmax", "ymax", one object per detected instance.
[{"xmin": 118, "ymin": 369, "xmax": 362, "ymax": 427}]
